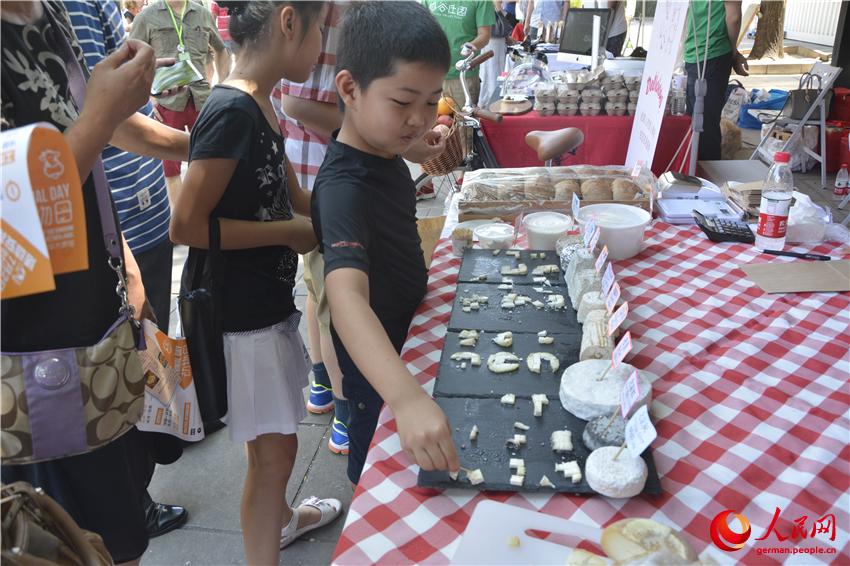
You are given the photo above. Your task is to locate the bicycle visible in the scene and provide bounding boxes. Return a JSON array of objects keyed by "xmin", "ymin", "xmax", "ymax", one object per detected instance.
[{"xmin": 415, "ymin": 47, "xmax": 584, "ymax": 197}]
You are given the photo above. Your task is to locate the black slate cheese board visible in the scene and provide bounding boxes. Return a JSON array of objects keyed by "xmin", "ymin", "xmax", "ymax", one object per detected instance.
[
  {"xmin": 417, "ymin": 397, "xmax": 662, "ymax": 495},
  {"xmin": 434, "ymin": 331, "xmax": 581, "ymax": 399},
  {"xmin": 457, "ymin": 249, "xmax": 566, "ymax": 286},
  {"xmin": 448, "ymin": 283, "xmax": 579, "ymax": 333}
]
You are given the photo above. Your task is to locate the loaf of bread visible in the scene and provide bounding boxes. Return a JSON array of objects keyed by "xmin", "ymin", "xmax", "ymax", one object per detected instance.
[
  {"xmin": 581, "ymin": 178, "xmax": 613, "ymax": 200},
  {"xmin": 524, "ymin": 174, "xmax": 555, "ymax": 200},
  {"xmin": 554, "ymin": 179, "xmax": 581, "ymax": 200},
  {"xmin": 612, "ymin": 178, "xmax": 642, "ymax": 200}
]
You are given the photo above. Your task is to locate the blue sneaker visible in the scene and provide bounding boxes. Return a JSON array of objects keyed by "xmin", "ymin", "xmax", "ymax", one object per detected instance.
[
  {"xmin": 328, "ymin": 417, "xmax": 349, "ymax": 455},
  {"xmin": 306, "ymin": 382, "xmax": 334, "ymax": 414}
]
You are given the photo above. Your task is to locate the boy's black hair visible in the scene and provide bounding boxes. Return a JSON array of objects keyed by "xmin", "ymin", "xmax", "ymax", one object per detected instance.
[
  {"xmin": 336, "ymin": 2, "xmax": 450, "ymax": 108},
  {"xmin": 219, "ymin": 1, "xmax": 325, "ymax": 49}
]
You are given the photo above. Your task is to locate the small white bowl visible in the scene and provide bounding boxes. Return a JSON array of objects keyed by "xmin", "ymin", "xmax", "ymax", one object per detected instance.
[
  {"xmin": 576, "ymin": 204, "xmax": 652, "ymax": 260},
  {"xmin": 474, "ymin": 223, "xmax": 515, "ymax": 249},
  {"xmin": 523, "ymin": 211, "xmax": 573, "ymax": 250}
]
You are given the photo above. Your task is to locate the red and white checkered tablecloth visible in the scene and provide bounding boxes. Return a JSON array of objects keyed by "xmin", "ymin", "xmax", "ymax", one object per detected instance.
[{"xmin": 332, "ymin": 222, "xmax": 850, "ymax": 565}]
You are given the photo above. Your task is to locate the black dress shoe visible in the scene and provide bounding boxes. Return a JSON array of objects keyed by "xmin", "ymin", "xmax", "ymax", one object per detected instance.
[{"xmin": 145, "ymin": 502, "xmax": 189, "ymax": 538}]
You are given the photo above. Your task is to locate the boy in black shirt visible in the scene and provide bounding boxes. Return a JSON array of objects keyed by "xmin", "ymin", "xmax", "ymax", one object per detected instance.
[{"xmin": 312, "ymin": 2, "xmax": 459, "ymax": 484}]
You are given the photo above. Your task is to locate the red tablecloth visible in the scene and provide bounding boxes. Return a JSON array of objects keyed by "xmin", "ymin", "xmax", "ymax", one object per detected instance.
[
  {"xmin": 480, "ymin": 112, "xmax": 692, "ymax": 176},
  {"xmin": 332, "ymin": 224, "xmax": 849, "ymax": 565}
]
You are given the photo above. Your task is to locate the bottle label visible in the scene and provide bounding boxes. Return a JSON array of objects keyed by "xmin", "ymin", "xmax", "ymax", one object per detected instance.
[{"xmin": 757, "ymin": 195, "xmax": 791, "ymax": 238}]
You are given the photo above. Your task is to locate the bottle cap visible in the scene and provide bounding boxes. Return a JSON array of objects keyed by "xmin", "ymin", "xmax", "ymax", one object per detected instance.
[{"xmin": 774, "ymin": 151, "xmax": 791, "ymax": 163}]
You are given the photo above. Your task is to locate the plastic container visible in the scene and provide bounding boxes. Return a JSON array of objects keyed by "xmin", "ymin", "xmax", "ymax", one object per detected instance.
[
  {"xmin": 523, "ymin": 211, "xmax": 573, "ymax": 250},
  {"xmin": 557, "ymin": 102, "xmax": 579, "ymax": 116},
  {"xmin": 474, "ymin": 223, "xmax": 516, "ymax": 249},
  {"xmin": 576, "ymin": 204, "xmax": 652, "ymax": 260},
  {"xmin": 755, "ymin": 151, "xmax": 794, "ymax": 251}
]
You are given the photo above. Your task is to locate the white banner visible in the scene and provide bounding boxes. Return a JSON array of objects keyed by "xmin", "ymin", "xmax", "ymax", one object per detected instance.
[{"xmin": 625, "ymin": 0, "xmax": 690, "ymax": 169}]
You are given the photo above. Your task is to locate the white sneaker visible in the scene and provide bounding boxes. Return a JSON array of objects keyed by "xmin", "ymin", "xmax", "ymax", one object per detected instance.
[{"xmin": 279, "ymin": 496, "xmax": 343, "ymax": 549}]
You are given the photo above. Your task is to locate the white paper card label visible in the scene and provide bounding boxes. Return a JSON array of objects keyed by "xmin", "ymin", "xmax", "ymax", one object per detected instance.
[
  {"xmin": 601, "ymin": 262, "xmax": 615, "ymax": 296},
  {"xmin": 611, "ymin": 330, "xmax": 632, "ymax": 368},
  {"xmin": 605, "ymin": 281, "xmax": 621, "ymax": 314},
  {"xmin": 620, "ymin": 369, "xmax": 641, "ymax": 418},
  {"xmin": 595, "ymin": 245, "xmax": 608, "ymax": 274},
  {"xmin": 589, "ymin": 226, "xmax": 601, "ymax": 250},
  {"xmin": 625, "ymin": 404, "xmax": 656, "ymax": 458},
  {"xmin": 583, "ymin": 220, "xmax": 596, "ymax": 248},
  {"xmin": 572, "ymin": 192, "xmax": 581, "ymax": 219},
  {"xmin": 608, "ymin": 300, "xmax": 628, "ymax": 337}
]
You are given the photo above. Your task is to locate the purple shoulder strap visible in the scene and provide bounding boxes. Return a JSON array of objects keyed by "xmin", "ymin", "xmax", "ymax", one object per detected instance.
[{"xmin": 44, "ymin": 3, "xmax": 122, "ymax": 262}]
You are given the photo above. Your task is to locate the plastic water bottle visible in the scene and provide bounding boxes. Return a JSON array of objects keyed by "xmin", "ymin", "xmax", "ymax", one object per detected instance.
[
  {"xmin": 755, "ymin": 151, "xmax": 794, "ymax": 251},
  {"xmin": 833, "ymin": 163, "xmax": 848, "ymax": 200},
  {"xmin": 670, "ymin": 72, "xmax": 687, "ymax": 116}
]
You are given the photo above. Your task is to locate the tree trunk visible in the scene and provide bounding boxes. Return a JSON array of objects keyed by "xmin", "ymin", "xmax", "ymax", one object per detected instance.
[{"xmin": 749, "ymin": 0, "xmax": 786, "ymax": 60}]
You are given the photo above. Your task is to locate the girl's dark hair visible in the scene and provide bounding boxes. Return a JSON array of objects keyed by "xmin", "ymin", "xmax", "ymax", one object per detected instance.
[
  {"xmin": 336, "ymin": 2, "xmax": 450, "ymax": 102},
  {"xmin": 218, "ymin": 1, "xmax": 325, "ymax": 48}
]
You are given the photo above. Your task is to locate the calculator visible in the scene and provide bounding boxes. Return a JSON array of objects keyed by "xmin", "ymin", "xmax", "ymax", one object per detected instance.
[{"xmin": 692, "ymin": 210, "xmax": 755, "ymax": 243}]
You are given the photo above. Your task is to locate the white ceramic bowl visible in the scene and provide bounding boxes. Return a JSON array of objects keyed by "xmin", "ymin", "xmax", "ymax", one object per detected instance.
[
  {"xmin": 576, "ymin": 204, "xmax": 652, "ymax": 260},
  {"xmin": 474, "ymin": 222, "xmax": 515, "ymax": 249},
  {"xmin": 523, "ymin": 212, "xmax": 573, "ymax": 250}
]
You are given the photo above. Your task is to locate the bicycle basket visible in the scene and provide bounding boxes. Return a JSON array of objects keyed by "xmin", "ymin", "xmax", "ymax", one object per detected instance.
[{"xmin": 422, "ymin": 119, "xmax": 464, "ymax": 177}]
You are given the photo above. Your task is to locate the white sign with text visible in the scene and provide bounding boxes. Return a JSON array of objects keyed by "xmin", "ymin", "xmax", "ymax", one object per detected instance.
[{"xmin": 625, "ymin": 1, "xmax": 690, "ymax": 169}]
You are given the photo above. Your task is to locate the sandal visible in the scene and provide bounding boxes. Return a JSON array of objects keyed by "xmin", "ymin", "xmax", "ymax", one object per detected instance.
[{"xmin": 279, "ymin": 496, "xmax": 343, "ymax": 549}]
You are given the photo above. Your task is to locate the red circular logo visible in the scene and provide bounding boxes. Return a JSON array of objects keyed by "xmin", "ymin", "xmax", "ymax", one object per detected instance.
[{"xmin": 710, "ymin": 510, "xmax": 752, "ymax": 552}]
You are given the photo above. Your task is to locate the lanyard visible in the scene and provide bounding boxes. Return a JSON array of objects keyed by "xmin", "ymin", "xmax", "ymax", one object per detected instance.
[{"xmin": 165, "ymin": 1, "xmax": 188, "ymax": 51}]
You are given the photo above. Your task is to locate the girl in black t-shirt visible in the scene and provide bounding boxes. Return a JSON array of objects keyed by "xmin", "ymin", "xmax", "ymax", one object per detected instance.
[{"xmin": 168, "ymin": 2, "xmax": 341, "ymax": 562}]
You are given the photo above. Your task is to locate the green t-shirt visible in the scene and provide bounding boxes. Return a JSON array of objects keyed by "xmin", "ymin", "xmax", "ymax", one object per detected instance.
[
  {"xmin": 426, "ymin": 1, "xmax": 495, "ymax": 79},
  {"xmin": 684, "ymin": 0, "xmax": 732, "ymax": 64}
]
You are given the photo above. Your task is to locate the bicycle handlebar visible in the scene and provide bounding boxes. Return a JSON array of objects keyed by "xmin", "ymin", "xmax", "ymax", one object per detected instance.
[
  {"xmin": 471, "ymin": 107, "xmax": 503, "ymax": 123},
  {"xmin": 467, "ymin": 50, "xmax": 494, "ymax": 70}
]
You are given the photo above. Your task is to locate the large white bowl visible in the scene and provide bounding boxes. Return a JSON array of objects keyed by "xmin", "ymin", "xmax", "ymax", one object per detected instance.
[
  {"xmin": 576, "ymin": 204, "xmax": 652, "ymax": 260},
  {"xmin": 474, "ymin": 223, "xmax": 515, "ymax": 249},
  {"xmin": 523, "ymin": 211, "xmax": 573, "ymax": 250}
]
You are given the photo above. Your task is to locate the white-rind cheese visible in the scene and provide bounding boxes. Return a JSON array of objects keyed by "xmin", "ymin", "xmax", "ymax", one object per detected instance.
[
  {"xmin": 569, "ymin": 269, "xmax": 601, "ymax": 309},
  {"xmin": 577, "ymin": 291, "xmax": 606, "ymax": 323},
  {"xmin": 559, "ymin": 359, "xmax": 652, "ymax": 420},
  {"xmin": 565, "ymin": 249, "xmax": 595, "ymax": 289},
  {"xmin": 585, "ymin": 446, "xmax": 648, "ymax": 498},
  {"xmin": 580, "ymin": 319, "xmax": 614, "ymax": 361}
]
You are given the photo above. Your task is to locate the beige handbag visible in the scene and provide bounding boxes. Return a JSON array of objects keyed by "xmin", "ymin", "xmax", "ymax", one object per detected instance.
[{"xmin": 1, "ymin": 482, "xmax": 113, "ymax": 565}]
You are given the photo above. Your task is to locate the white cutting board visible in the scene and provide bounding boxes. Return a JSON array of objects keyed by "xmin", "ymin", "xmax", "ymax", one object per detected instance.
[{"xmin": 451, "ymin": 500, "xmax": 605, "ymax": 565}]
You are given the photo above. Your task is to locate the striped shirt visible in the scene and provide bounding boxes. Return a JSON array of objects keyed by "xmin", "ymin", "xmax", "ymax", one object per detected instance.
[
  {"xmin": 67, "ymin": 0, "xmax": 171, "ymax": 254},
  {"xmin": 274, "ymin": 3, "xmax": 343, "ymax": 192}
]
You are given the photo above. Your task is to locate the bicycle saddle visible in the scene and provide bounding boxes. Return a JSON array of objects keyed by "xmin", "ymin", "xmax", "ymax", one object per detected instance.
[{"xmin": 525, "ymin": 128, "xmax": 584, "ymax": 163}]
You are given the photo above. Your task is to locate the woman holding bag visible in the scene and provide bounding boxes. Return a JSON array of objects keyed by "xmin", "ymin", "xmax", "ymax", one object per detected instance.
[{"xmin": 1, "ymin": 1, "xmax": 167, "ymax": 563}]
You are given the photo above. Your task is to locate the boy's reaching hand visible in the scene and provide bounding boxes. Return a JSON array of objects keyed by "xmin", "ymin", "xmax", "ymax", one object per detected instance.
[{"xmin": 394, "ymin": 390, "xmax": 460, "ymax": 472}]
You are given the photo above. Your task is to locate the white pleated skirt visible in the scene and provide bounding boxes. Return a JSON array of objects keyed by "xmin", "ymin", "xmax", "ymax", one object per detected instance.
[{"xmin": 221, "ymin": 312, "xmax": 309, "ymax": 443}]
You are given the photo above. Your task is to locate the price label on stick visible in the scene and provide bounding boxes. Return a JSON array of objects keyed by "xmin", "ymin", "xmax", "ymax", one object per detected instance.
[
  {"xmin": 589, "ymin": 226, "xmax": 601, "ymax": 250},
  {"xmin": 605, "ymin": 281, "xmax": 621, "ymax": 314},
  {"xmin": 625, "ymin": 404, "xmax": 656, "ymax": 458},
  {"xmin": 583, "ymin": 220, "xmax": 596, "ymax": 248},
  {"xmin": 572, "ymin": 192, "xmax": 581, "ymax": 220},
  {"xmin": 601, "ymin": 262, "xmax": 616, "ymax": 297},
  {"xmin": 611, "ymin": 330, "xmax": 632, "ymax": 369},
  {"xmin": 620, "ymin": 369, "xmax": 641, "ymax": 418},
  {"xmin": 608, "ymin": 300, "xmax": 628, "ymax": 336},
  {"xmin": 595, "ymin": 245, "xmax": 609, "ymax": 274}
]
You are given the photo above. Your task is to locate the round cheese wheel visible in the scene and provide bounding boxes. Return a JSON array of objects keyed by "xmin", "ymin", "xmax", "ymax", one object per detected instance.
[
  {"xmin": 582, "ymin": 413, "xmax": 626, "ymax": 451},
  {"xmin": 585, "ymin": 446, "xmax": 648, "ymax": 498},
  {"xmin": 559, "ymin": 359, "xmax": 652, "ymax": 420}
]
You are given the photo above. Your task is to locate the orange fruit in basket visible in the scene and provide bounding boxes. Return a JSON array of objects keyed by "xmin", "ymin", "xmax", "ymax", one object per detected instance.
[{"xmin": 437, "ymin": 96, "xmax": 456, "ymax": 116}]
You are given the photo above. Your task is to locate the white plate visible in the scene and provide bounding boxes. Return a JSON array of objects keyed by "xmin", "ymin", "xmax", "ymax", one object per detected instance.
[{"xmin": 455, "ymin": 219, "xmax": 499, "ymax": 242}]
